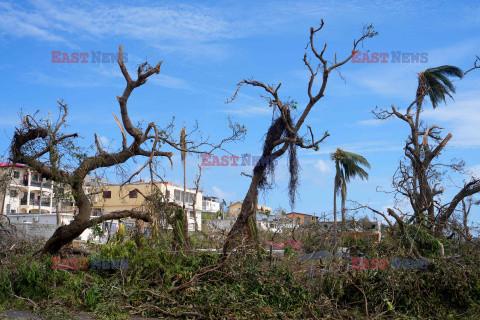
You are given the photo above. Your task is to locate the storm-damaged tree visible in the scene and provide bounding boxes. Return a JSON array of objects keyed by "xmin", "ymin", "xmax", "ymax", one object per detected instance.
[
  {"xmin": 191, "ymin": 165, "xmax": 203, "ymax": 232},
  {"xmin": 331, "ymin": 148, "xmax": 370, "ymax": 246},
  {"xmin": 446, "ymin": 196, "xmax": 478, "ymax": 241},
  {"xmin": 180, "ymin": 127, "xmax": 190, "ymax": 248},
  {"xmin": 222, "ymin": 21, "xmax": 378, "ymax": 254},
  {"xmin": 10, "ymin": 46, "xmax": 244, "ymax": 254},
  {"xmin": 371, "ymin": 65, "xmax": 480, "ymax": 238}
]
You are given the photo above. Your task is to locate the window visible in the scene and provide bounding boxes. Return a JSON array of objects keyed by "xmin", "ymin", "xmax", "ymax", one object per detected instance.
[
  {"xmin": 13, "ymin": 171, "xmax": 20, "ymax": 179},
  {"xmin": 190, "ymin": 212, "xmax": 195, "ymax": 218},
  {"xmin": 103, "ymin": 191, "xmax": 112, "ymax": 199},
  {"xmin": 174, "ymin": 190, "xmax": 181, "ymax": 201},
  {"xmin": 9, "ymin": 190, "xmax": 17, "ymax": 197},
  {"xmin": 32, "ymin": 174, "xmax": 38, "ymax": 181},
  {"xmin": 166, "ymin": 190, "xmax": 170, "ymax": 199},
  {"xmin": 129, "ymin": 190, "xmax": 137, "ymax": 198},
  {"xmin": 174, "ymin": 190, "xmax": 195, "ymax": 203}
]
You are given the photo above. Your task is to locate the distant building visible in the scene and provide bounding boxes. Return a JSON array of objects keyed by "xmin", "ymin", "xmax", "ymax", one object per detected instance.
[
  {"xmin": 202, "ymin": 196, "xmax": 222, "ymax": 213},
  {"xmin": 286, "ymin": 212, "xmax": 319, "ymax": 226},
  {"xmin": 206, "ymin": 212, "xmax": 292, "ymax": 233},
  {"xmin": 227, "ymin": 201, "xmax": 271, "ymax": 218}
]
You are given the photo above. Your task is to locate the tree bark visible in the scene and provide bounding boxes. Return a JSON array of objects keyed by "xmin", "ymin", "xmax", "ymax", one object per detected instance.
[
  {"xmin": 42, "ymin": 209, "xmax": 150, "ymax": 254},
  {"xmin": 341, "ymin": 192, "xmax": 346, "ymax": 234},
  {"xmin": 222, "ymin": 169, "xmax": 263, "ymax": 254},
  {"xmin": 333, "ymin": 184, "xmax": 337, "ymax": 248}
]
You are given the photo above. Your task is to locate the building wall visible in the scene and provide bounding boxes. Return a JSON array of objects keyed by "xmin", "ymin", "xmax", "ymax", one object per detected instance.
[
  {"xmin": 93, "ymin": 182, "xmax": 202, "ymax": 231},
  {"xmin": 227, "ymin": 201, "xmax": 271, "ymax": 218},
  {"xmin": 202, "ymin": 197, "xmax": 221, "ymax": 213},
  {"xmin": 10, "ymin": 222, "xmax": 59, "ymax": 240},
  {"xmin": 206, "ymin": 218, "xmax": 291, "ymax": 233},
  {"xmin": 285, "ymin": 213, "xmax": 318, "ymax": 226},
  {"xmin": 7, "ymin": 214, "xmax": 92, "ymax": 241}
]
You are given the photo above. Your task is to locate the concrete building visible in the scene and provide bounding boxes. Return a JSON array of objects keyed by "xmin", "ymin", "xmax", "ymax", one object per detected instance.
[
  {"xmin": 1, "ymin": 163, "xmax": 54, "ymax": 214},
  {"xmin": 286, "ymin": 212, "xmax": 319, "ymax": 226},
  {"xmin": 227, "ymin": 201, "xmax": 271, "ymax": 218},
  {"xmin": 92, "ymin": 181, "xmax": 202, "ymax": 231},
  {"xmin": 202, "ymin": 196, "xmax": 222, "ymax": 214}
]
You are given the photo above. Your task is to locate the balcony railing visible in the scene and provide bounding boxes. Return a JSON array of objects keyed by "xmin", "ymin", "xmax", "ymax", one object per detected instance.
[
  {"xmin": 20, "ymin": 199, "xmax": 52, "ymax": 207},
  {"xmin": 30, "ymin": 181, "xmax": 52, "ymax": 188}
]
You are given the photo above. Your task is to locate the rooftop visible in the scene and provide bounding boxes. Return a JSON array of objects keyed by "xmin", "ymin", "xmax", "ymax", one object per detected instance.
[
  {"xmin": 0, "ymin": 162, "xmax": 27, "ymax": 168},
  {"xmin": 286, "ymin": 212, "xmax": 318, "ymax": 217}
]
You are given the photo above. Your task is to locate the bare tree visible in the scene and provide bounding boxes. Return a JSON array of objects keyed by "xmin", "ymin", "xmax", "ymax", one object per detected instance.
[
  {"xmin": 371, "ymin": 65, "xmax": 480, "ymax": 237},
  {"xmin": 222, "ymin": 21, "xmax": 377, "ymax": 254},
  {"xmin": 460, "ymin": 196, "xmax": 477, "ymax": 240},
  {"xmin": 9, "ymin": 46, "xmax": 244, "ymax": 254},
  {"xmin": 192, "ymin": 165, "xmax": 203, "ymax": 232}
]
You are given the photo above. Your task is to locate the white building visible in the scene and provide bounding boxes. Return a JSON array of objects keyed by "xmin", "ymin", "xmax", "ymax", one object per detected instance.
[
  {"xmin": 202, "ymin": 196, "xmax": 224, "ymax": 213},
  {"xmin": 1, "ymin": 163, "xmax": 54, "ymax": 214}
]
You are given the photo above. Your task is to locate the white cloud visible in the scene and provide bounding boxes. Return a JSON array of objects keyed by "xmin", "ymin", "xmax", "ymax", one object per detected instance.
[
  {"xmin": 98, "ymin": 136, "xmax": 108, "ymax": 147},
  {"xmin": 221, "ymin": 106, "xmax": 271, "ymax": 116},
  {"xmin": 212, "ymin": 186, "xmax": 236, "ymax": 202},
  {"xmin": 0, "ymin": 1, "xmax": 273, "ymax": 57},
  {"xmin": 307, "ymin": 140, "xmax": 403, "ymax": 155},
  {"xmin": 314, "ymin": 159, "xmax": 331, "ymax": 173},
  {"xmin": 422, "ymin": 91, "xmax": 480, "ymax": 148},
  {"xmin": 349, "ymin": 39, "xmax": 480, "ymax": 98},
  {"xmin": 468, "ymin": 164, "xmax": 480, "ymax": 178},
  {"xmin": 357, "ymin": 118, "xmax": 386, "ymax": 126},
  {"xmin": 0, "ymin": 2, "xmax": 71, "ymax": 44},
  {"xmin": 150, "ymin": 74, "xmax": 192, "ymax": 90}
]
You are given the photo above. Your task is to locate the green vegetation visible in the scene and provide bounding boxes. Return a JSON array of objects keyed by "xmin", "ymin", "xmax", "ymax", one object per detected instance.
[{"xmin": 1, "ymin": 229, "xmax": 480, "ymax": 319}]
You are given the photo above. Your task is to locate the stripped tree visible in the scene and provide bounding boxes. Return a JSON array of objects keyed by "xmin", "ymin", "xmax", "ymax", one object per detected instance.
[
  {"xmin": 222, "ymin": 21, "xmax": 377, "ymax": 254},
  {"xmin": 371, "ymin": 65, "xmax": 480, "ymax": 237},
  {"xmin": 10, "ymin": 46, "xmax": 244, "ymax": 254}
]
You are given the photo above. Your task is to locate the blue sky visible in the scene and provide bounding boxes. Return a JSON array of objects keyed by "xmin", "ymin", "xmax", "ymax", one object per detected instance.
[{"xmin": 1, "ymin": 0, "xmax": 480, "ymax": 227}]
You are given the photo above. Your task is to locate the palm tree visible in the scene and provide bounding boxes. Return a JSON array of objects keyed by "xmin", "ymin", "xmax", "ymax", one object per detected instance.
[
  {"xmin": 180, "ymin": 127, "xmax": 190, "ymax": 249},
  {"xmin": 416, "ymin": 65, "xmax": 464, "ymax": 109},
  {"xmin": 331, "ymin": 148, "xmax": 370, "ymax": 247},
  {"xmin": 413, "ymin": 66, "xmax": 463, "ymax": 227}
]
